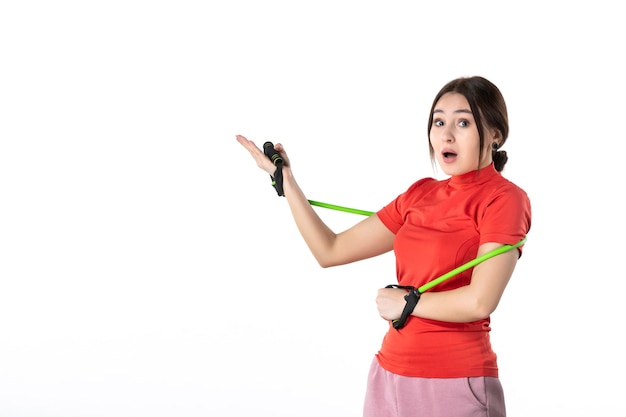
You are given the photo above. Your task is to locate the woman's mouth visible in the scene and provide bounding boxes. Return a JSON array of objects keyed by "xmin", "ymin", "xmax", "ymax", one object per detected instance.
[{"xmin": 442, "ymin": 151, "xmax": 457, "ymax": 162}]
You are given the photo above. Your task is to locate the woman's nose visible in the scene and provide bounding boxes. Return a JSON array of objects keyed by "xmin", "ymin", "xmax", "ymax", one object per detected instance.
[{"xmin": 441, "ymin": 126, "xmax": 454, "ymax": 143}]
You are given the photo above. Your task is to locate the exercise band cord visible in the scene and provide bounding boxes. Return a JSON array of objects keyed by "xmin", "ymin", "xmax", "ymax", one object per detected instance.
[
  {"xmin": 261, "ymin": 143, "xmax": 526, "ymax": 292},
  {"xmin": 307, "ymin": 198, "xmax": 526, "ymax": 293}
]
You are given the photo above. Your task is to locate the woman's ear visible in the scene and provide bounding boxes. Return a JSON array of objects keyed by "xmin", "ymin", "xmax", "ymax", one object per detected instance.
[{"xmin": 490, "ymin": 128, "xmax": 503, "ymax": 147}]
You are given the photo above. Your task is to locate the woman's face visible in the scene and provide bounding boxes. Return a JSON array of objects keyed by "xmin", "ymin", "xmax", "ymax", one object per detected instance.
[{"xmin": 429, "ymin": 92, "xmax": 497, "ymax": 176}]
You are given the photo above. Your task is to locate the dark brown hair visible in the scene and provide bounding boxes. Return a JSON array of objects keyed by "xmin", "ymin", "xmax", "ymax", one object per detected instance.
[{"xmin": 427, "ymin": 76, "xmax": 509, "ymax": 172}]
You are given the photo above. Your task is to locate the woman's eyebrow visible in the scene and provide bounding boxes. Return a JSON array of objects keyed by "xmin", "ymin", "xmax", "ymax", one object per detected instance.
[{"xmin": 432, "ymin": 108, "xmax": 473, "ymax": 114}]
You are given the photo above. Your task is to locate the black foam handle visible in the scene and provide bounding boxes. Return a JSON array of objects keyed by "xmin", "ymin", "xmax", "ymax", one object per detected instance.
[
  {"xmin": 263, "ymin": 141, "xmax": 285, "ymax": 196},
  {"xmin": 263, "ymin": 142, "xmax": 283, "ymax": 166}
]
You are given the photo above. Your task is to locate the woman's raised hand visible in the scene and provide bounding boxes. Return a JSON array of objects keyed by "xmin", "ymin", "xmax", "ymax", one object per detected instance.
[{"xmin": 236, "ymin": 134, "xmax": 290, "ymax": 176}]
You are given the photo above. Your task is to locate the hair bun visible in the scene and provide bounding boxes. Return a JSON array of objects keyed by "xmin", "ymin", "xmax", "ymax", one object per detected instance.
[{"xmin": 493, "ymin": 150, "xmax": 508, "ymax": 172}]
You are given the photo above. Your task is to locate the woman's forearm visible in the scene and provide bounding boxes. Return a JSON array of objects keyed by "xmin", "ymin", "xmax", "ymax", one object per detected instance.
[{"xmin": 281, "ymin": 167, "xmax": 338, "ymax": 267}]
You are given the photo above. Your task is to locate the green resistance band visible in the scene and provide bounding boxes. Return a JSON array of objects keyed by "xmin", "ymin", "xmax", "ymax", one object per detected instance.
[
  {"xmin": 418, "ymin": 236, "xmax": 526, "ymax": 293},
  {"xmin": 308, "ymin": 199, "xmax": 527, "ymax": 292},
  {"xmin": 308, "ymin": 200, "xmax": 374, "ymax": 216}
]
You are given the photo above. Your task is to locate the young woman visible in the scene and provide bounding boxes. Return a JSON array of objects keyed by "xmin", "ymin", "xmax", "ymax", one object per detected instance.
[{"xmin": 236, "ymin": 76, "xmax": 531, "ymax": 417}]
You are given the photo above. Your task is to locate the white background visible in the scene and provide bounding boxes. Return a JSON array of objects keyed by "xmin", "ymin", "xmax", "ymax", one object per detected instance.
[{"xmin": 1, "ymin": 1, "xmax": 624, "ymax": 416}]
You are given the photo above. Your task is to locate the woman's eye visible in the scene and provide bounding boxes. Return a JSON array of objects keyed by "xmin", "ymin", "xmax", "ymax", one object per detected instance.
[
  {"xmin": 434, "ymin": 120, "xmax": 444, "ymax": 127},
  {"xmin": 459, "ymin": 120, "xmax": 469, "ymax": 127}
]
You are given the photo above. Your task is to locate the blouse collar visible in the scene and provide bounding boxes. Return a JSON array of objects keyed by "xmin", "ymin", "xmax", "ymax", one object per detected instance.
[{"xmin": 448, "ymin": 163, "xmax": 499, "ymax": 186}]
